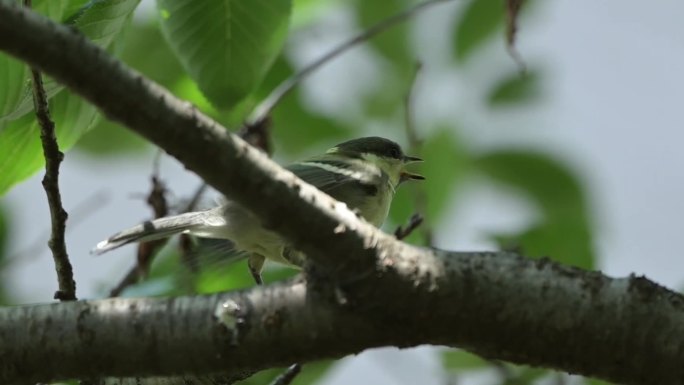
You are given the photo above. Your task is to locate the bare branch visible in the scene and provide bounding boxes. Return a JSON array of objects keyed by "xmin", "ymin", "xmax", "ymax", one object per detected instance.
[
  {"xmin": 247, "ymin": 0, "xmax": 456, "ymax": 125},
  {"xmin": 23, "ymin": 0, "xmax": 76, "ymax": 301},
  {"xmin": 1, "ymin": 252, "xmax": 684, "ymax": 384}
]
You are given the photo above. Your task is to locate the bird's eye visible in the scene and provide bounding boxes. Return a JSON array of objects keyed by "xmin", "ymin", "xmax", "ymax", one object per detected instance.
[{"xmin": 389, "ymin": 147, "xmax": 401, "ymax": 159}]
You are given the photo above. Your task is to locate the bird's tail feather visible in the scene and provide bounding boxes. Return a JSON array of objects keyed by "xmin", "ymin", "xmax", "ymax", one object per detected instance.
[{"xmin": 92, "ymin": 211, "xmax": 217, "ymax": 255}]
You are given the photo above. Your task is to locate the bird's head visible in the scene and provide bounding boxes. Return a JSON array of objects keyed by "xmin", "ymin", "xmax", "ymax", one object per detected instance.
[{"xmin": 327, "ymin": 137, "xmax": 424, "ymax": 187}]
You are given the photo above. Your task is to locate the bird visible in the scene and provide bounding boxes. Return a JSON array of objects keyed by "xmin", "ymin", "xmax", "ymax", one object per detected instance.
[{"xmin": 93, "ymin": 136, "xmax": 424, "ymax": 284}]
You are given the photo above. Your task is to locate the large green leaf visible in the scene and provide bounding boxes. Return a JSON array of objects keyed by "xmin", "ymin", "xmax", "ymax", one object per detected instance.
[
  {"xmin": 475, "ymin": 151, "xmax": 595, "ymax": 269},
  {"xmin": 0, "ymin": 0, "xmax": 87, "ymax": 122},
  {"xmin": 487, "ymin": 69, "xmax": 540, "ymax": 106},
  {"xmin": 75, "ymin": 21, "xmax": 186, "ymax": 157},
  {"xmin": 442, "ymin": 349, "xmax": 489, "ymax": 371},
  {"xmin": 355, "ymin": 0, "xmax": 412, "ymax": 69},
  {"xmin": 156, "ymin": 0, "xmax": 292, "ymax": 110},
  {"xmin": 0, "ymin": 0, "xmax": 140, "ymax": 194},
  {"xmin": 235, "ymin": 361, "xmax": 334, "ymax": 385},
  {"xmin": 1, "ymin": 0, "xmax": 141, "ymax": 122},
  {"xmin": 453, "ymin": 0, "xmax": 504, "ymax": 63},
  {"xmin": 0, "ymin": 91, "xmax": 100, "ymax": 195}
]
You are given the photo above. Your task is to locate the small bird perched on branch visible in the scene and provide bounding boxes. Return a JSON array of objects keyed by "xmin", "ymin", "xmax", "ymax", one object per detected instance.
[{"xmin": 93, "ymin": 137, "xmax": 424, "ymax": 284}]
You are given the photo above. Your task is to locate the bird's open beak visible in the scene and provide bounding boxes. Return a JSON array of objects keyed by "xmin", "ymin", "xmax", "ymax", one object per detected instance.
[
  {"xmin": 400, "ymin": 171, "xmax": 425, "ymax": 183},
  {"xmin": 400, "ymin": 155, "xmax": 425, "ymax": 183},
  {"xmin": 402, "ymin": 155, "xmax": 423, "ymax": 163}
]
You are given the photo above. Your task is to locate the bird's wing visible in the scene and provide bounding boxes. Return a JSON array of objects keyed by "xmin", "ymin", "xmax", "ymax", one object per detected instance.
[{"xmin": 286, "ymin": 160, "xmax": 380, "ymax": 197}]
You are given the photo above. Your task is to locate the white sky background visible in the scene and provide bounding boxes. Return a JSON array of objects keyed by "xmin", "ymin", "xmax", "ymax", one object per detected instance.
[{"xmin": 2, "ymin": 1, "xmax": 684, "ymax": 384}]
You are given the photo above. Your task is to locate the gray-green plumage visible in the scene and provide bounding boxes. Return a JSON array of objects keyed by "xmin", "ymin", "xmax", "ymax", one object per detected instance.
[{"xmin": 93, "ymin": 137, "xmax": 423, "ymax": 274}]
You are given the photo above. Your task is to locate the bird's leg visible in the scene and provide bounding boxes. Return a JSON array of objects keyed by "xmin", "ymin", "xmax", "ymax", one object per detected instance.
[
  {"xmin": 281, "ymin": 247, "xmax": 306, "ymax": 268},
  {"xmin": 247, "ymin": 254, "xmax": 265, "ymax": 285}
]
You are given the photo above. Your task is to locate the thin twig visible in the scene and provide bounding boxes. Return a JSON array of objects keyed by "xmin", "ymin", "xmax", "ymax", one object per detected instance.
[
  {"xmin": 403, "ymin": 61, "xmax": 434, "ymax": 246},
  {"xmin": 110, "ymin": 162, "xmax": 169, "ymax": 297},
  {"xmin": 394, "ymin": 213, "xmax": 424, "ymax": 240},
  {"xmin": 247, "ymin": 0, "xmax": 455, "ymax": 125},
  {"xmin": 238, "ymin": 116, "xmax": 273, "ymax": 155},
  {"xmin": 505, "ymin": 0, "xmax": 527, "ymax": 74},
  {"xmin": 24, "ymin": 0, "xmax": 77, "ymax": 301},
  {"xmin": 269, "ymin": 364, "xmax": 302, "ymax": 385}
]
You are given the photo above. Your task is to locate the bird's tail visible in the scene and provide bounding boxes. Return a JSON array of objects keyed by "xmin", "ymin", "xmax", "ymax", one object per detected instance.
[{"xmin": 92, "ymin": 210, "xmax": 224, "ymax": 255}]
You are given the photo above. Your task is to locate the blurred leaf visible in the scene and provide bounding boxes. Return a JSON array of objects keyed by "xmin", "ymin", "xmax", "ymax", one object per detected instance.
[
  {"xmin": 235, "ymin": 360, "xmax": 334, "ymax": 385},
  {"xmin": 255, "ymin": 55, "xmax": 352, "ymax": 155},
  {"xmin": 476, "ymin": 151, "xmax": 587, "ymax": 222},
  {"xmin": 75, "ymin": 119, "xmax": 148, "ymax": 156},
  {"xmin": 355, "ymin": 0, "xmax": 417, "ymax": 120},
  {"xmin": 504, "ymin": 366, "xmax": 547, "ymax": 384},
  {"xmin": 453, "ymin": 0, "xmax": 504, "ymax": 62},
  {"xmin": 0, "ymin": 0, "xmax": 89, "ymax": 122},
  {"xmin": 355, "ymin": 0, "xmax": 412, "ymax": 71},
  {"xmin": 74, "ymin": 20, "xmax": 186, "ymax": 157},
  {"xmin": 0, "ymin": 203, "xmax": 8, "ymax": 303},
  {"xmin": 195, "ymin": 260, "xmax": 298, "ymax": 294},
  {"xmin": 487, "ymin": 70, "xmax": 539, "ymax": 106},
  {"xmin": 586, "ymin": 378, "xmax": 614, "ymax": 385},
  {"xmin": 156, "ymin": 0, "xmax": 292, "ymax": 110},
  {"xmin": 67, "ymin": 0, "xmax": 141, "ymax": 47},
  {"xmin": 476, "ymin": 150, "xmax": 595, "ymax": 269},
  {"xmin": 117, "ymin": 21, "xmax": 185, "ymax": 87},
  {"xmin": 1, "ymin": 0, "xmax": 141, "ymax": 122},
  {"xmin": 390, "ymin": 128, "xmax": 469, "ymax": 227},
  {"xmin": 491, "ymin": 219, "xmax": 593, "ymax": 269},
  {"xmin": 292, "ymin": 0, "xmax": 336, "ymax": 28},
  {"xmin": 442, "ymin": 349, "xmax": 489, "ymax": 371},
  {"xmin": 0, "ymin": 91, "xmax": 100, "ymax": 195}
]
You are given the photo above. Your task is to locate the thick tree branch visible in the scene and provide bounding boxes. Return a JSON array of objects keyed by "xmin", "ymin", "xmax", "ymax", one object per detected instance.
[
  {"xmin": 1, "ymin": 2, "xmax": 684, "ymax": 385},
  {"xmin": 2, "ymin": 251, "xmax": 684, "ymax": 384},
  {"xmin": 24, "ymin": 0, "xmax": 76, "ymax": 301}
]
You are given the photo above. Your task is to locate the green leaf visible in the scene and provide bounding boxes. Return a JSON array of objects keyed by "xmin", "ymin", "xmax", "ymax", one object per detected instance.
[
  {"xmin": 475, "ymin": 151, "xmax": 595, "ymax": 269},
  {"xmin": 442, "ymin": 349, "xmax": 489, "ymax": 371},
  {"xmin": 504, "ymin": 366, "xmax": 548, "ymax": 384},
  {"xmin": 235, "ymin": 361, "xmax": 334, "ymax": 385},
  {"xmin": 355, "ymin": 0, "xmax": 412, "ymax": 68},
  {"xmin": 0, "ymin": 203, "xmax": 8, "ymax": 303},
  {"xmin": 0, "ymin": 0, "xmax": 140, "ymax": 193},
  {"xmin": 586, "ymin": 378, "xmax": 614, "ymax": 385},
  {"xmin": 156, "ymin": 0, "xmax": 292, "ymax": 109},
  {"xmin": 1, "ymin": 0, "xmax": 141, "ymax": 122},
  {"xmin": 75, "ymin": 20, "xmax": 185, "ymax": 157},
  {"xmin": 66, "ymin": 0, "xmax": 141, "ymax": 47},
  {"xmin": 453, "ymin": 0, "xmax": 504, "ymax": 62},
  {"xmin": 291, "ymin": 0, "xmax": 335, "ymax": 28},
  {"xmin": 487, "ymin": 70, "xmax": 540, "ymax": 106},
  {"xmin": 257, "ymin": 55, "xmax": 353, "ymax": 155},
  {"xmin": 0, "ymin": 91, "xmax": 100, "ymax": 195},
  {"xmin": 0, "ymin": 0, "xmax": 76, "ymax": 123},
  {"xmin": 75, "ymin": 119, "xmax": 148, "ymax": 156}
]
